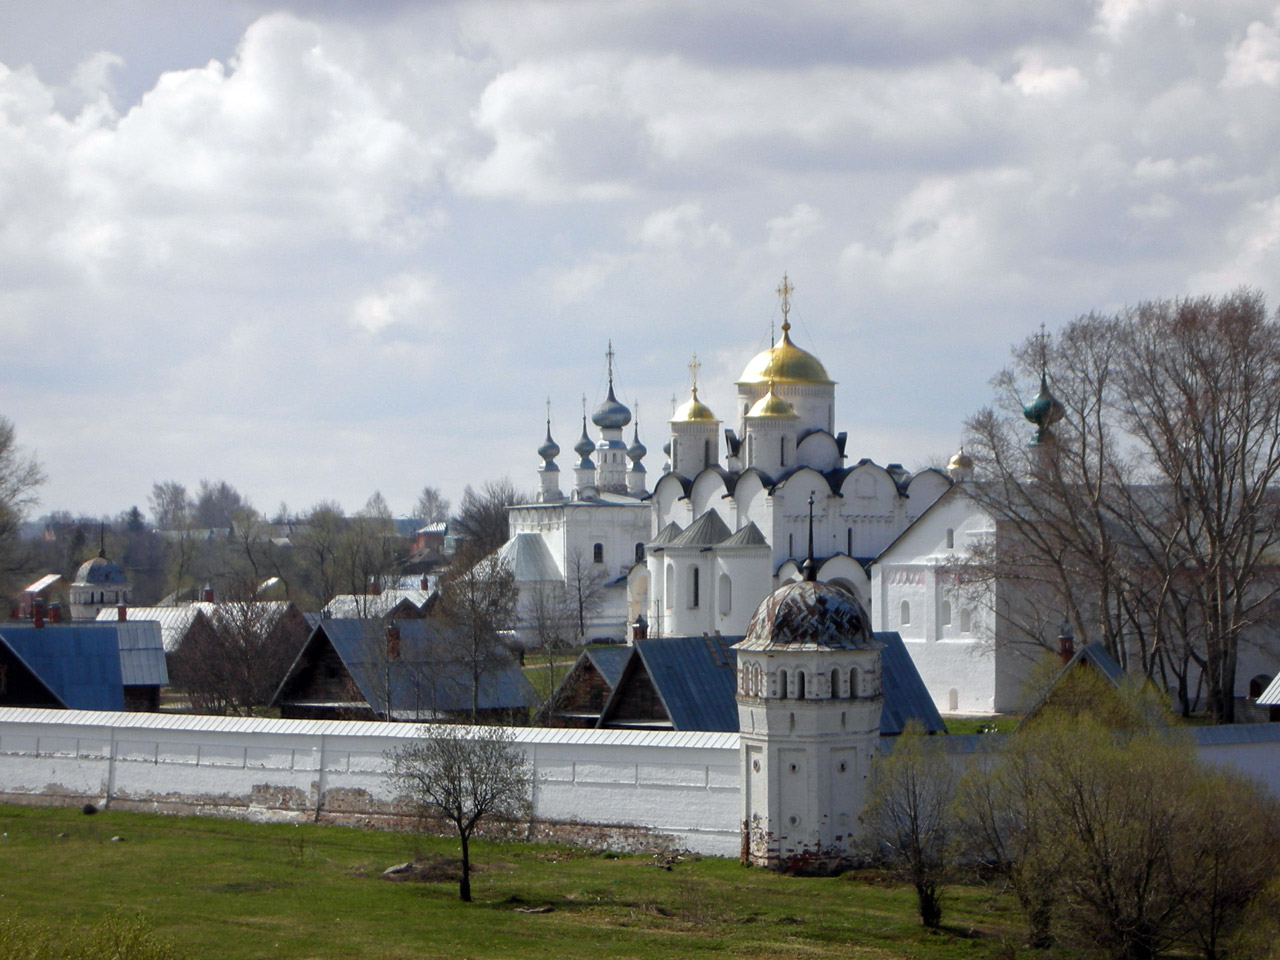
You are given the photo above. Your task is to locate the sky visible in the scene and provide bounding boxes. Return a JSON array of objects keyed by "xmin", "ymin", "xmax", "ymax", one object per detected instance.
[{"xmin": 2, "ymin": 0, "xmax": 1279, "ymax": 522}]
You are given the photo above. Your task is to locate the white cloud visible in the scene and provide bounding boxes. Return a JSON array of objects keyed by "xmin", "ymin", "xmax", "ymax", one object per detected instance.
[
  {"xmin": 767, "ymin": 203, "xmax": 825, "ymax": 254},
  {"xmin": 352, "ymin": 272, "xmax": 447, "ymax": 337},
  {"xmin": 1222, "ymin": 15, "xmax": 1280, "ymax": 88},
  {"xmin": 637, "ymin": 202, "xmax": 730, "ymax": 249}
]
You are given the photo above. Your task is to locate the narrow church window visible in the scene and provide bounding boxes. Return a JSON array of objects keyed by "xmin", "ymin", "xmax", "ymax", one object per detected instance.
[
  {"xmin": 665, "ymin": 564, "xmax": 674, "ymax": 610},
  {"xmin": 946, "ymin": 528, "xmax": 955, "ymax": 549},
  {"xmin": 949, "ymin": 688, "xmax": 959, "ymax": 712},
  {"xmin": 691, "ymin": 567, "xmax": 700, "ymax": 608},
  {"xmin": 830, "ymin": 668, "xmax": 840, "ymax": 699},
  {"xmin": 778, "ymin": 669, "xmax": 788, "ymax": 699},
  {"xmin": 797, "ymin": 671, "xmax": 806, "ymax": 699},
  {"xmin": 849, "ymin": 667, "xmax": 858, "ymax": 699},
  {"xmin": 960, "ymin": 608, "xmax": 972, "ymax": 633},
  {"xmin": 635, "ymin": 542, "xmax": 645, "ymax": 563},
  {"xmin": 719, "ymin": 574, "xmax": 732, "ymax": 616},
  {"xmin": 847, "ymin": 527, "xmax": 852, "ymax": 556},
  {"xmin": 940, "ymin": 601, "xmax": 952, "ymax": 628},
  {"xmin": 780, "ymin": 436, "xmax": 786, "ymax": 467},
  {"xmin": 900, "ymin": 600, "xmax": 911, "ymax": 625},
  {"xmin": 788, "ymin": 533, "xmax": 794, "ymax": 555},
  {"xmin": 705, "ymin": 437, "xmax": 713, "ymax": 464},
  {"xmin": 593, "ymin": 542, "xmax": 603, "ymax": 564}
]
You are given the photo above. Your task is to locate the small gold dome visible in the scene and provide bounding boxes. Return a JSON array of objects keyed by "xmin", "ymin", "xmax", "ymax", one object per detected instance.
[
  {"xmin": 948, "ymin": 448, "xmax": 974, "ymax": 471},
  {"xmin": 672, "ymin": 387, "xmax": 718, "ymax": 423},
  {"xmin": 737, "ymin": 327, "xmax": 832, "ymax": 385},
  {"xmin": 746, "ymin": 384, "xmax": 798, "ymax": 419}
]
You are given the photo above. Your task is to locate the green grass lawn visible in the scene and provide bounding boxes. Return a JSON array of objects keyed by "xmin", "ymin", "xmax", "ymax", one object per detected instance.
[
  {"xmin": 941, "ymin": 715, "xmax": 1020, "ymax": 735},
  {"xmin": 0, "ymin": 804, "xmax": 1063, "ymax": 960}
]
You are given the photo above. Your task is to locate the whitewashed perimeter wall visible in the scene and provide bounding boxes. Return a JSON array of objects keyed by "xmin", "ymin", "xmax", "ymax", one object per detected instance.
[
  {"xmin": 0, "ymin": 709, "xmax": 742, "ymax": 858},
  {"xmin": 2, "ymin": 709, "xmax": 1278, "ymax": 861}
]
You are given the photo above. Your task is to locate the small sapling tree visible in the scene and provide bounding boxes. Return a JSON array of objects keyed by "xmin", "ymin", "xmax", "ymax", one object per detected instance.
[{"xmin": 386, "ymin": 725, "xmax": 532, "ymax": 902}]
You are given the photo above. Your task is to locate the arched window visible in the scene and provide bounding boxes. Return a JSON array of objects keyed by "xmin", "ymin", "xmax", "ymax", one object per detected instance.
[
  {"xmin": 900, "ymin": 600, "xmax": 911, "ymax": 625},
  {"xmin": 634, "ymin": 542, "xmax": 645, "ymax": 563},
  {"xmin": 948, "ymin": 688, "xmax": 959, "ymax": 712},
  {"xmin": 849, "ymin": 667, "xmax": 859, "ymax": 699},
  {"xmin": 691, "ymin": 567, "xmax": 700, "ymax": 608},
  {"xmin": 960, "ymin": 608, "xmax": 972, "ymax": 633},
  {"xmin": 780, "ymin": 436, "xmax": 786, "ymax": 467},
  {"xmin": 946, "ymin": 528, "xmax": 954, "ymax": 549},
  {"xmin": 847, "ymin": 527, "xmax": 852, "ymax": 555},
  {"xmin": 665, "ymin": 563, "xmax": 674, "ymax": 610},
  {"xmin": 778, "ymin": 669, "xmax": 789, "ymax": 699},
  {"xmin": 592, "ymin": 542, "xmax": 603, "ymax": 564},
  {"xmin": 1249, "ymin": 674, "xmax": 1273, "ymax": 699},
  {"xmin": 718, "ymin": 573, "xmax": 732, "ymax": 615},
  {"xmin": 796, "ymin": 671, "xmax": 806, "ymax": 700},
  {"xmin": 788, "ymin": 533, "xmax": 794, "ymax": 555},
  {"xmin": 940, "ymin": 601, "xmax": 952, "ymax": 628},
  {"xmin": 830, "ymin": 668, "xmax": 840, "ymax": 699}
]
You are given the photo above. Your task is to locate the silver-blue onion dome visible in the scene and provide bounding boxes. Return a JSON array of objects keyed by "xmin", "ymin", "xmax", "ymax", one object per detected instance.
[
  {"xmin": 627, "ymin": 425, "xmax": 647, "ymax": 461},
  {"xmin": 574, "ymin": 418, "xmax": 595, "ymax": 459},
  {"xmin": 592, "ymin": 383, "xmax": 632, "ymax": 429},
  {"xmin": 537, "ymin": 425, "xmax": 560, "ymax": 462}
]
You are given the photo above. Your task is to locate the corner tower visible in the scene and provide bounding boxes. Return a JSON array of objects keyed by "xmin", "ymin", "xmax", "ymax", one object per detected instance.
[{"xmin": 733, "ymin": 573, "xmax": 883, "ymax": 870}]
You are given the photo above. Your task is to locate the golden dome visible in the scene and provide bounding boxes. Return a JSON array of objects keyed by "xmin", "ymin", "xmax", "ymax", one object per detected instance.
[
  {"xmin": 948, "ymin": 448, "xmax": 974, "ymax": 471},
  {"xmin": 737, "ymin": 326, "xmax": 832, "ymax": 385},
  {"xmin": 746, "ymin": 384, "xmax": 798, "ymax": 419},
  {"xmin": 672, "ymin": 387, "xmax": 718, "ymax": 423}
]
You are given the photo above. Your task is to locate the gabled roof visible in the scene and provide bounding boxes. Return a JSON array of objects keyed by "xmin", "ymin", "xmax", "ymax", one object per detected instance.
[
  {"xmin": 669, "ymin": 510, "xmax": 731, "ymax": 548},
  {"xmin": 1018, "ymin": 641, "xmax": 1126, "ymax": 726},
  {"xmin": 586, "ymin": 630, "xmax": 941, "ymax": 736},
  {"xmin": 1259, "ymin": 673, "xmax": 1280, "ymax": 707},
  {"xmin": 0, "ymin": 625, "xmax": 125, "ymax": 710},
  {"xmin": 322, "ymin": 589, "xmax": 434, "ymax": 619},
  {"xmin": 877, "ymin": 631, "xmax": 946, "ymax": 735},
  {"xmin": 2, "ymin": 621, "xmax": 167, "ymax": 692},
  {"xmin": 23, "ymin": 574, "xmax": 62, "ymax": 594},
  {"xmin": 274, "ymin": 619, "xmax": 533, "ymax": 718},
  {"xmin": 97, "ymin": 605, "xmax": 208, "ymax": 653},
  {"xmin": 600, "ymin": 635, "xmax": 739, "ymax": 731},
  {"xmin": 722, "ymin": 522, "xmax": 768, "ymax": 547},
  {"xmin": 495, "ymin": 533, "xmax": 562, "ymax": 583},
  {"xmin": 585, "ymin": 645, "xmax": 633, "ymax": 688}
]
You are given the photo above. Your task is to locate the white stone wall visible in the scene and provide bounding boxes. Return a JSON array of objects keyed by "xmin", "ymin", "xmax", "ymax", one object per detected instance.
[{"xmin": 0, "ymin": 709, "xmax": 742, "ymax": 857}]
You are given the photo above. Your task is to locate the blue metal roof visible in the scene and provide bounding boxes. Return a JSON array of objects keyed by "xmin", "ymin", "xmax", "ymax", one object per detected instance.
[
  {"xmin": 284, "ymin": 619, "xmax": 534, "ymax": 717},
  {"xmin": 2, "ymin": 621, "xmax": 166, "ymax": 690},
  {"xmin": 876, "ymin": 631, "xmax": 946, "ymax": 735},
  {"xmin": 585, "ymin": 645, "xmax": 632, "ymax": 688},
  {"xmin": 629, "ymin": 635, "xmax": 740, "ymax": 731},
  {"xmin": 0, "ymin": 625, "xmax": 125, "ymax": 711}
]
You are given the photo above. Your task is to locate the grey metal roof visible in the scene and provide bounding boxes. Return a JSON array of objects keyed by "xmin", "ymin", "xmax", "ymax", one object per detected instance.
[
  {"xmin": 722, "ymin": 522, "xmax": 768, "ymax": 547},
  {"xmin": 0, "ymin": 625, "xmax": 125, "ymax": 710},
  {"xmin": 113, "ymin": 622, "xmax": 169, "ymax": 685},
  {"xmin": 1193, "ymin": 722, "xmax": 1280, "ymax": 745},
  {"xmin": 322, "ymin": 589, "xmax": 433, "ymax": 619},
  {"xmin": 496, "ymin": 533, "xmax": 562, "ymax": 583},
  {"xmin": 877, "ymin": 631, "xmax": 946, "ymax": 735},
  {"xmin": 96, "ymin": 605, "xmax": 205, "ymax": 653},
  {"xmin": 72, "ymin": 554, "xmax": 128, "ymax": 586},
  {"xmin": 0, "ymin": 706, "xmax": 742, "ymax": 749},
  {"xmin": 649, "ymin": 521, "xmax": 684, "ymax": 546},
  {"xmin": 585, "ymin": 645, "xmax": 633, "ymax": 688},
  {"xmin": 23, "ymin": 574, "xmax": 62, "ymax": 593},
  {"xmin": 669, "ymin": 511, "xmax": 731, "ymax": 548},
  {"xmin": 1257, "ymin": 673, "xmax": 1280, "ymax": 706},
  {"xmin": 276, "ymin": 619, "xmax": 533, "ymax": 717},
  {"xmin": 630, "ymin": 635, "xmax": 740, "ymax": 731}
]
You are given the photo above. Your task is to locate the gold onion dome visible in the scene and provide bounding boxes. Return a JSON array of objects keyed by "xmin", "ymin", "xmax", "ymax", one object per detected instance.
[
  {"xmin": 948, "ymin": 448, "xmax": 974, "ymax": 472},
  {"xmin": 672, "ymin": 386, "xmax": 718, "ymax": 423},
  {"xmin": 746, "ymin": 383, "xmax": 798, "ymax": 419},
  {"xmin": 737, "ymin": 326, "xmax": 833, "ymax": 385}
]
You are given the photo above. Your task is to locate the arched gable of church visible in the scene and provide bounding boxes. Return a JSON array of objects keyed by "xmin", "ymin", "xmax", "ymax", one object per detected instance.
[
  {"xmin": 689, "ymin": 469, "xmax": 731, "ymax": 522},
  {"xmin": 839, "ymin": 461, "xmax": 896, "ymax": 510},
  {"xmin": 817, "ymin": 555, "xmax": 872, "ymax": 607},
  {"xmin": 770, "ymin": 467, "xmax": 833, "ymax": 508},
  {"xmin": 904, "ymin": 469, "xmax": 951, "ymax": 520},
  {"xmin": 730, "ymin": 470, "xmax": 773, "ymax": 537},
  {"xmin": 776, "ymin": 558, "xmax": 803, "ymax": 583},
  {"xmin": 651, "ymin": 473, "xmax": 692, "ymax": 529},
  {"xmin": 795, "ymin": 430, "xmax": 841, "ymax": 472}
]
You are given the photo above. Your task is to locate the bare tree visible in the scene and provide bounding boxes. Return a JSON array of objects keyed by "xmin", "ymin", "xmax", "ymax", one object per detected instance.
[
  {"xmin": 192, "ymin": 479, "xmax": 249, "ymax": 529},
  {"xmin": 564, "ymin": 548, "xmax": 607, "ymax": 642},
  {"xmin": 413, "ymin": 485, "xmax": 451, "ymax": 524},
  {"xmin": 0, "ymin": 416, "xmax": 45, "ymax": 589},
  {"xmin": 436, "ymin": 546, "xmax": 518, "ymax": 721},
  {"xmin": 148, "ymin": 481, "xmax": 190, "ymax": 530},
  {"xmin": 295, "ymin": 501, "xmax": 346, "ymax": 606},
  {"xmin": 863, "ymin": 721, "xmax": 956, "ymax": 929},
  {"xmin": 386, "ymin": 725, "xmax": 532, "ymax": 901},
  {"xmin": 451, "ymin": 478, "xmax": 527, "ymax": 557},
  {"xmin": 963, "ymin": 291, "xmax": 1280, "ymax": 721}
]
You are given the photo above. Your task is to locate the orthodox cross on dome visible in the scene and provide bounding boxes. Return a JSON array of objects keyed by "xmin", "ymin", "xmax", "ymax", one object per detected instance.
[
  {"xmin": 545, "ymin": 396, "xmax": 552, "ymax": 430},
  {"xmin": 606, "ymin": 339, "xmax": 616, "ymax": 387},
  {"xmin": 777, "ymin": 273, "xmax": 794, "ymax": 333},
  {"xmin": 581, "ymin": 393, "xmax": 587, "ymax": 420},
  {"xmin": 688, "ymin": 354, "xmax": 702, "ymax": 397},
  {"xmin": 1036, "ymin": 322, "xmax": 1048, "ymax": 378},
  {"xmin": 671, "ymin": 392, "xmax": 678, "ymax": 415},
  {"xmin": 803, "ymin": 490, "xmax": 817, "ymax": 581}
]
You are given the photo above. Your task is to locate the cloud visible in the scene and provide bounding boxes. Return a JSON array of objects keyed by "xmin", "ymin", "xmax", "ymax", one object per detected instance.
[{"xmin": 1222, "ymin": 14, "xmax": 1280, "ymax": 88}]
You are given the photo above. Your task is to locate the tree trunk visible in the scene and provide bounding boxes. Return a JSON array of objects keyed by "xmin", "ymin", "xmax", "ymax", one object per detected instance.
[{"xmin": 459, "ymin": 831, "xmax": 472, "ymax": 902}]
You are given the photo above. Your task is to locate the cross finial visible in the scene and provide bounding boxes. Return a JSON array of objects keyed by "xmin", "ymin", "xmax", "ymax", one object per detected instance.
[
  {"xmin": 671, "ymin": 392, "xmax": 678, "ymax": 415},
  {"xmin": 581, "ymin": 393, "xmax": 587, "ymax": 419},
  {"xmin": 804, "ymin": 491, "xmax": 816, "ymax": 580},
  {"xmin": 688, "ymin": 353, "xmax": 702, "ymax": 397},
  {"xmin": 777, "ymin": 273, "xmax": 794, "ymax": 332},
  {"xmin": 1037, "ymin": 323, "xmax": 1048, "ymax": 380},
  {"xmin": 606, "ymin": 340, "xmax": 615, "ymax": 387},
  {"xmin": 545, "ymin": 396, "xmax": 552, "ymax": 429},
  {"xmin": 633, "ymin": 398, "xmax": 640, "ymax": 428}
]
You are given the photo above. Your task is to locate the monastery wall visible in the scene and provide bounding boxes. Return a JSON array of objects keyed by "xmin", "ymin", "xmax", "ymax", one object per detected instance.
[
  {"xmin": 1, "ymin": 709, "xmax": 1277, "ymax": 859},
  {"xmin": 0, "ymin": 709, "xmax": 742, "ymax": 857}
]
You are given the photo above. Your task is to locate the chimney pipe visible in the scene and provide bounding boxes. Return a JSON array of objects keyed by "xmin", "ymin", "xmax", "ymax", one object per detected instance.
[
  {"xmin": 117, "ymin": 604, "xmax": 127, "ymax": 622},
  {"xmin": 386, "ymin": 622, "xmax": 401, "ymax": 660},
  {"xmin": 1058, "ymin": 620, "xmax": 1075, "ymax": 666},
  {"xmin": 33, "ymin": 596, "xmax": 44, "ymax": 629},
  {"xmin": 368, "ymin": 577, "xmax": 382, "ymax": 596},
  {"xmin": 203, "ymin": 584, "xmax": 214, "ymax": 603},
  {"xmin": 49, "ymin": 602, "xmax": 62, "ymax": 624}
]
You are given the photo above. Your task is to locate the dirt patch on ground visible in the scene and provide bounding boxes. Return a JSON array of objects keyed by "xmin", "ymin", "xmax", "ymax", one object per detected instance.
[{"xmin": 377, "ymin": 855, "xmax": 470, "ymax": 883}]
